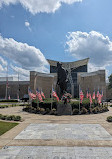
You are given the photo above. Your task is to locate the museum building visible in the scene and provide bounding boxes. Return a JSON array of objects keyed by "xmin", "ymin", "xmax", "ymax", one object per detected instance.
[{"xmin": 30, "ymin": 58, "xmax": 106, "ymax": 99}]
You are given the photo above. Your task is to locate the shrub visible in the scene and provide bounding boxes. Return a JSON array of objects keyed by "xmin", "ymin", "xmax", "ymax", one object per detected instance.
[
  {"xmin": 92, "ymin": 107, "xmax": 98, "ymax": 114},
  {"xmin": 71, "ymin": 99, "xmax": 95, "ymax": 111},
  {"xmin": 0, "ymin": 114, "xmax": 3, "ymax": 119},
  {"xmin": 30, "ymin": 107, "xmax": 37, "ymax": 113},
  {"xmin": 37, "ymin": 107, "xmax": 40, "ymax": 112},
  {"xmin": 40, "ymin": 108, "xmax": 45, "ymax": 114},
  {"xmin": 107, "ymin": 116, "xmax": 112, "ymax": 122},
  {"xmin": 0, "ymin": 99, "xmax": 18, "ymax": 102},
  {"xmin": 1, "ymin": 115, "xmax": 7, "ymax": 120},
  {"xmin": 72, "ymin": 108, "xmax": 79, "ymax": 115},
  {"xmin": 103, "ymin": 106, "xmax": 109, "ymax": 112},
  {"xmin": 10, "ymin": 115, "xmax": 16, "ymax": 120},
  {"xmin": 46, "ymin": 108, "xmax": 50, "ymax": 113},
  {"xmin": 82, "ymin": 99, "xmax": 90, "ymax": 109},
  {"xmin": 71, "ymin": 101, "xmax": 79, "ymax": 109},
  {"xmin": 0, "ymin": 114, "xmax": 21, "ymax": 121},
  {"xmin": 81, "ymin": 107, "xmax": 88, "ymax": 114},
  {"xmin": 0, "ymin": 105, "xmax": 6, "ymax": 108},
  {"xmin": 32, "ymin": 99, "xmax": 57, "ymax": 110},
  {"xmin": 40, "ymin": 108, "xmax": 45, "ymax": 112},
  {"xmin": 102, "ymin": 106, "xmax": 107, "ymax": 112},
  {"xmin": 6, "ymin": 116, "xmax": 12, "ymax": 120},
  {"xmin": 96, "ymin": 106, "xmax": 101, "ymax": 113},
  {"xmin": 99, "ymin": 107, "xmax": 103, "ymax": 113},
  {"xmin": 50, "ymin": 108, "xmax": 57, "ymax": 115},
  {"xmin": 88, "ymin": 108, "xmax": 93, "ymax": 114},
  {"xmin": 13, "ymin": 116, "xmax": 21, "ymax": 121},
  {"xmin": 23, "ymin": 106, "xmax": 31, "ymax": 112}
]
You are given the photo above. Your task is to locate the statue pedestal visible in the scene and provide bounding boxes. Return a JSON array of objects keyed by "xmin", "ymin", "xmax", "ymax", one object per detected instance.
[{"xmin": 57, "ymin": 103, "xmax": 72, "ymax": 115}]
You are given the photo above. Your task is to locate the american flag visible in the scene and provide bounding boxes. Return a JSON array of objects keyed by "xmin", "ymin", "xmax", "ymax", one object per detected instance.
[
  {"xmin": 28, "ymin": 88, "xmax": 36, "ymax": 99},
  {"xmin": 86, "ymin": 91, "xmax": 89, "ymax": 98},
  {"xmin": 92, "ymin": 91, "xmax": 95, "ymax": 99},
  {"xmin": 98, "ymin": 94, "xmax": 102, "ymax": 104},
  {"xmin": 52, "ymin": 88, "xmax": 59, "ymax": 101},
  {"xmin": 80, "ymin": 90, "xmax": 84, "ymax": 103},
  {"xmin": 101, "ymin": 90, "xmax": 103, "ymax": 97},
  {"xmin": 89, "ymin": 93, "xmax": 93, "ymax": 104},
  {"xmin": 8, "ymin": 95, "xmax": 10, "ymax": 100},
  {"xmin": 96, "ymin": 90, "xmax": 99, "ymax": 98},
  {"xmin": 41, "ymin": 90, "xmax": 45, "ymax": 99},
  {"xmin": 36, "ymin": 88, "xmax": 43, "ymax": 102}
]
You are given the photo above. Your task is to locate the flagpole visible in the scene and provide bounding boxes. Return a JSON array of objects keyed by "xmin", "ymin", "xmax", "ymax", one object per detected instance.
[
  {"xmin": 5, "ymin": 64, "xmax": 8, "ymax": 100},
  {"xmin": 38, "ymin": 88, "xmax": 40, "ymax": 108},
  {"xmin": 18, "ymin": 71, "xmax": 19, "ymax": 102},
  {"xmin": 51, "ymin": 85, "xmax": 53, "ymax": 110},
  {"xmin": 36, "ymin": 90, "xmax": 38, "ymax": 108},
  {"xmin": 28, "ymin": 87, "xmax": 31, "ymax": 105},
  {"xmin": 90, "ymin": 95, "xmax": 91, "ymax": 112},
  {"xmin": 79, "ymin": 84, "xmax": 80, "ymax": 114}
]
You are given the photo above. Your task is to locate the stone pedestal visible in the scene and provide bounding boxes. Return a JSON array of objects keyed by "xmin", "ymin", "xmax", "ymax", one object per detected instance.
[{"xmin": 57, "ymin": 103, "xmax": 72, "ymax": 115}]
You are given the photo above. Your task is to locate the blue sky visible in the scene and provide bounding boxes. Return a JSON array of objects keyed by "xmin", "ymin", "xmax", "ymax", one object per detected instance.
[{"xmin": 0, "ymin": 0, "xmax": 112, "ymax": 80}]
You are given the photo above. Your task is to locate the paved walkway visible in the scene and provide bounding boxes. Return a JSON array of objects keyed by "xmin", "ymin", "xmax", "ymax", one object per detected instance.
[{"xmin": 0, "ymin": 106, "xmax": 112, "ymax": 158}]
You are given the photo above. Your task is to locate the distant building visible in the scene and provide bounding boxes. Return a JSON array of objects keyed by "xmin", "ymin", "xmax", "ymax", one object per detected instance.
[
  {"xmin": 30, "ymin": 71, "xmax": 56, "ymax": 98},
  {"xmin": 0, "ymin": 77, "xmax": 18, "ymax": 81},
  {"xmin": 78, "ymin": 70, "xmax": 106, "ymax": 100},
  {"xmin": 30, "ymin": 58, "xmax": 106, "ymax": 99},
  {"xmin": 0, "ymin": 81, "xmax": 29, "ymax": 99},
  {"xmin": 0, "ymin": 58, "xmax": 107, "ymax": 100},
  {"xmin": 106, "ymin": 83, "xmax": 112, "ymax": 101}
]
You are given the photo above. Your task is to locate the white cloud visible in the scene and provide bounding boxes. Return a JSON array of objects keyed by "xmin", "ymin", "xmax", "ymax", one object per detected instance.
[
  {"xmin": 0, "ymin": 56, "xmax": 7, "ymax": 66},
  {"xmin": 0, "ymin": 64, "xmax": 4, "ymax": 72},
  {"xmin": 0, "ymin": 56, "xmax": 7, "ymax": 73},
  {"xmin": 0, "ymin": 34, "xmax": 49, "ymax": 81},
  {"xmin": 0, "ymin": 35, "xmax": 48, "ymax": 71},
  {"xmin": 25, "ymin": 21, "xmax": 31, "ymax": 31},
  {"xmin": 11, "ymin": 64, "xmax": 29, "ymax": 77},
  {"xmin": 25, "ymin": 21, "xmax": 30, "ymax": 27},
  {"xmin": 66, "ymin": 31, "xmax": 112, "ymax": 72},
  {"xmin": 0, "ymin": 0, "xmax": 82, "ymax": 14}
]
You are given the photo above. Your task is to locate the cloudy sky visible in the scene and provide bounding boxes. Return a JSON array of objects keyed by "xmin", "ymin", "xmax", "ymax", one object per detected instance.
[{"xmin": 0, "ymin": 0, "xmax": 112, "ymax": 80}]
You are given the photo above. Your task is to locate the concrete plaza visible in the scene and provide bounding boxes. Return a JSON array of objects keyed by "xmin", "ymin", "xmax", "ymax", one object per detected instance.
[{"xmin": 0, "ymin": 106, "xmax": 112, "ymax": 158}]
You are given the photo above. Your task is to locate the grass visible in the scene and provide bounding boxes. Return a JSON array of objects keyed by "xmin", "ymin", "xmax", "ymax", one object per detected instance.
[{"xmin": 0, "ymin": 121, "xmax": 18, "ymax": 136}]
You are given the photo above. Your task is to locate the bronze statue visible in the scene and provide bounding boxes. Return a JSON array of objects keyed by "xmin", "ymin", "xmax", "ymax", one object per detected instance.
[{"xmin": 57, "ymin": 62, "xmax": 67, "ymax": 96}]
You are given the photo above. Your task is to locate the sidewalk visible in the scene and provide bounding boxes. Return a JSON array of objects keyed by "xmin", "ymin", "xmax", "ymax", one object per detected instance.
[{"xmin": 0, "ymin": 106, "xmax": 112, "ymax": 158}]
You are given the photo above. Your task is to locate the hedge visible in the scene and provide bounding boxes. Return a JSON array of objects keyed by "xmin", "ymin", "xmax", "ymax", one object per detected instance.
[
  {"xmin": 107, "ymin": 116, "xmax": 112, "ymax": 122},
  {"xmin": 0, "ymin": 103, "xmax": 30, "ymax": 109},
  {"xmin": 0, "ymin": 114, "xmax": 21, "ymax": 121},
  {"xmin": 32, "ymin": 98, "xmax": 57, "ymax": 109},
  {"xmin": 0, "ymin": 99, "xmax": 18, "ymax": 102},
  {"xmin": 23, "ymin": 106, "xmax": 57, "ymax": 115}
]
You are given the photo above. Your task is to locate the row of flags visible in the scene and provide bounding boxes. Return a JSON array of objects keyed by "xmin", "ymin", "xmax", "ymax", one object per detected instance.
[
  {"xmin": 28, "ymin": 88, "xmax": 44, "ymax": 102},
  {"xmin": 28, "ymin": 88, "xmax": 59, "ymax": 102},
  {"xmin": 80, "ymin": 89, "xmax": 104, "ymax": 104},
  {"xmin": 29, "ymin": 87, "xmax": 104, "ymax": 104}
]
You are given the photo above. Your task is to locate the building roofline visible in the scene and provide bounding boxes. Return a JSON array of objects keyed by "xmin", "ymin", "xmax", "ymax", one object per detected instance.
[
  {"xmin": 47, "ymin": 58, "xmax": 89, "ymax": 69},
  {"xmin": 78, "ymin": 70, "xmax": 105, "ymax": 77}
]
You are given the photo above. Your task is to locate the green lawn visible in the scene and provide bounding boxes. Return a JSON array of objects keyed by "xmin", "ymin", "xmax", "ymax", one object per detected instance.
[{"xmin": 0, "ymin": 121, "xmax": 18, "ymax": 136}]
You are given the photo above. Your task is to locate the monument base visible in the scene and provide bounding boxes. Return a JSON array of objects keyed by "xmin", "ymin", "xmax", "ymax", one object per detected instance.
[{"xmin": 57, "ymin": 103, "xmax": 72, "ymax": 115}]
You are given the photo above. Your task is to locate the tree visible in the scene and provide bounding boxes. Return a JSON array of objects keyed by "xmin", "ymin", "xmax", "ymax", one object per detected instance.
[{"xmin": 108, "ymin": 74, "xmax": 112, "ymax": 89}]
